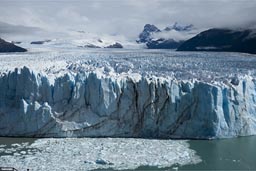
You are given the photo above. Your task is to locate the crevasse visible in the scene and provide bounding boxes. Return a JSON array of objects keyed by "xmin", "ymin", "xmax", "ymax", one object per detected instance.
[{"xmin": 0, "ymin": 66, "xmax": 256, "ymax": 139}]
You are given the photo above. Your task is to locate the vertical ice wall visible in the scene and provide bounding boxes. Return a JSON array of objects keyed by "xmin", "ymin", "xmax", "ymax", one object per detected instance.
[{"xmin": 0, "ymin": 67, "xmax": 256, "ymax": 138}]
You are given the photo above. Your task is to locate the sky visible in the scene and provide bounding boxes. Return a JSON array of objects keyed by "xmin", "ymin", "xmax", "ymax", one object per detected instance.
[{"xmin": 0, "ymin": 0, "xmax": 256, "ymax": 40}]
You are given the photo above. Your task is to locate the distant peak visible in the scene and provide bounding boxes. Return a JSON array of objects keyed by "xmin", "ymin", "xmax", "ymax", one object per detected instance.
[
  {"xmin": 164, "ymin": 22, "xmax": 193, "ymax": 32},
  {"xmin": 137, "ymin": 24, "xmax": 161, "ymax": 43},
  {"xmin": 143, "ymin": 24, "xmax": 160, "ymax": 33}
]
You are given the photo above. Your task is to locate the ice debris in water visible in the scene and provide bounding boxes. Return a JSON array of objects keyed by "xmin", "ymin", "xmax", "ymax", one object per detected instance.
[{"xmin": 0, "ymin": 138, "xmax": 201, "ymax": 171}]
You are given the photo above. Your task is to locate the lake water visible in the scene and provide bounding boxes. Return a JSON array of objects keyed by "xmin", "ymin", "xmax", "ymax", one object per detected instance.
[
  {"xmin": 130, "ymin": 136, "xmax": 256, "ymax": 170},
  {"xmin": 180, "ymin": 136, "xmax": 256, "ymax": 170},
  {"xmin": 0, "ymin": 136, "xmax": 256, "ymax": 170}
]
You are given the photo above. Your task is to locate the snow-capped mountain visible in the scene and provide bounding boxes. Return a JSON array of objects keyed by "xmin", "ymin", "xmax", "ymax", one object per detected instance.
[
  {"xmin": 25, "ymin": 30, "xmax": 141, "ymax": 49},
  {"xmin": 164, "ymin": 22, "xmax": 194, "ymax": 32},
  {"xmin": 137, "ymin": 22, "xmax": 198, "ymax": 49},
  {"xmin": 0, "ymin": 21, "xmax": 141, "ymax": 50},
  {"xmin": 137, "ymin": 24, "xmax": 161, "ymax": 43}
]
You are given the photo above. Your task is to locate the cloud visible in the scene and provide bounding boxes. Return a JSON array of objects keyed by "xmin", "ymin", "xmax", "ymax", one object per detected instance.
[
  {"xmin": 0, "ymin": 0, "xmax": 255, "ymax": 39},
  {"xmin": 152, "ymin": 30, "xmax": 199, "ymax": 42}
]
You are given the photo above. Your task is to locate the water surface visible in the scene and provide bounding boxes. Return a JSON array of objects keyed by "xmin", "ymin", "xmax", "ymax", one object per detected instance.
[{"xmin": 180, "ymin": 136, "xmax": 256, "ymax": 170}]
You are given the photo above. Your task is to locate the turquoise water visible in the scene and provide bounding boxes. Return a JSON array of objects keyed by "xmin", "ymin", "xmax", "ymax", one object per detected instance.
[
  {"xmin": 132, "ymin": 136, "xmax": 256, "ymax": 170},
  {"xmin": 179, "ymin": 136, "xmax": 256, "ymax": 170}
]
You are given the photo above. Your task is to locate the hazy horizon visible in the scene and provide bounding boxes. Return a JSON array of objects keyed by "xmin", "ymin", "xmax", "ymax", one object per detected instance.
[{"xmin": 1, "ymin": 0, "xmax": 256, "ymax": 40}]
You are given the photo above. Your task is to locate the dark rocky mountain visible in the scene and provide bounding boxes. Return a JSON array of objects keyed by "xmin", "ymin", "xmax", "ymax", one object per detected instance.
[
  {"xmin": 31, "ymin": 40, "xmax": 51, "ymax": 44},
  {"xmin": 146, "ymin": 38, "xmax": 184, "ymax": 49},
  {"xmin": 177, "ymin": 28, "xmax": 256, "ymax": 54},
  {"xmin": 0, "ymin": 38, "xmax": 27, "ymax": 53},
  {"xmin": 137, "ymin": 23, "xmax": 193, "ymax": 49},
  {"xmin": 137, "ymin": 24, "xmax": 160, "ymax": 43},
  {"xmin": 11, "ymin": 41, "xmax": 22, "ymax": 44},
  {"xmin": 105, "ymin": 42, "xmax": 123, "ymax": 48}
]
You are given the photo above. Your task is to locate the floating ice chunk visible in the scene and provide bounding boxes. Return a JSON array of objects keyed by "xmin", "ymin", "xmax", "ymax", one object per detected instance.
[{"xmin": 95, "ymin": 158, "xmax": 114, "ymax": 165}]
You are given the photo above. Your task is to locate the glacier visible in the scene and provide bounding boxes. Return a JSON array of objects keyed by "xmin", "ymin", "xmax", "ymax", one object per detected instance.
[{"xmin": 0, "ymin": 49, "xmax": 256, "ymax": 139}]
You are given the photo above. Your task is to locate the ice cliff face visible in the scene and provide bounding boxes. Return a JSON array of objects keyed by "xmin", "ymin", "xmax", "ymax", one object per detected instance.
[{"xmin": 1, "ymin": 66, "xmax": 256, "ymax": 139}]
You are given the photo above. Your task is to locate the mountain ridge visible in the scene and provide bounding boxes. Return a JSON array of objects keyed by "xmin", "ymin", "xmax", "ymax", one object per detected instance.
[
  {"xmin": 177, "ymin": 28, "xmax": 256, "ymax": 54},
  {"xmin": 0, "ymin": 38, "xmax": 27, "ymax": 53}
]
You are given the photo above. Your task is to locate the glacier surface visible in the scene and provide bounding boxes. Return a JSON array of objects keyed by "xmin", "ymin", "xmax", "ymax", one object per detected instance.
[{"xmin": 0, "ymin": 49, "xmax": 256, "ymax": 138}]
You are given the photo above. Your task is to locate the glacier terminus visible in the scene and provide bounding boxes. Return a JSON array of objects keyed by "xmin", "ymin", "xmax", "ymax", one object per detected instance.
[{"xmin": 0, "ymin": 49, "xmax": 256, "ymax": 139}]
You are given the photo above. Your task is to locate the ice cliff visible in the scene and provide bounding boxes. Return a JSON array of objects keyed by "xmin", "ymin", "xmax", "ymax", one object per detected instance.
[{"xmin": 1, "ymin": 66, "xmax": 256, "ymax": 139}]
